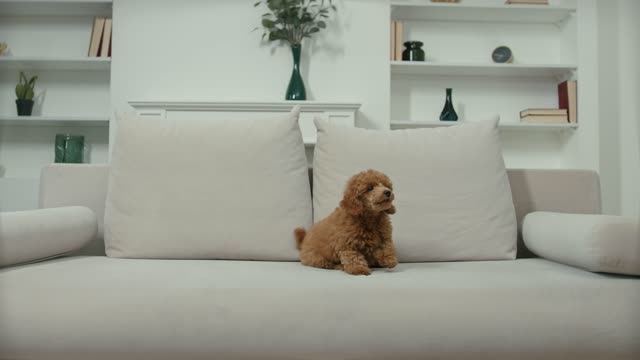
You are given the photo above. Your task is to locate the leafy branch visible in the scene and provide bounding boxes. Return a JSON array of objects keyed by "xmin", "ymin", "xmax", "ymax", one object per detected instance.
[{"xmin": 254, "ymin": 0, "xmax": 336, "ymax": 46}]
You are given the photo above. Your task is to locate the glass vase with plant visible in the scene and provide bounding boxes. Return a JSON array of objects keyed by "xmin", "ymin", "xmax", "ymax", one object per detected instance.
[{"xmin": 254, "ymin": 0, "xmax": 336, "ymax": 100}]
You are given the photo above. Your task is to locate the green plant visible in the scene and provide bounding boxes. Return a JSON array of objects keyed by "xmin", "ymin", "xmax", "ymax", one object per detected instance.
[
  {"xmin": 15, "ymin": 71, "xmax": 37, "ymax": 100},
  {"xmin": 255, "ymin": 0, "xmax": 336, "ymax": 46}
]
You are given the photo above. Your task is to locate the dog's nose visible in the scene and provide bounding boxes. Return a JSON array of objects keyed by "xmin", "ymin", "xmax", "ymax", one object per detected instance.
[{"xmin": 384, "ymin": 190, "xmax": 392, "ymax": 198}]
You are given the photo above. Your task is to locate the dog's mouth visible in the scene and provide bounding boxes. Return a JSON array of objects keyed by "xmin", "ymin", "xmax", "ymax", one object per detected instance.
[{"xmin": 376, "ymin": 199, "xmax": 392, "ymax": 205}]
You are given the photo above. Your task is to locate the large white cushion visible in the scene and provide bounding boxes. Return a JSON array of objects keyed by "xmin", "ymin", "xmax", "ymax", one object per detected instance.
[
  {"xmin": 313, "ymin": 119, "xmax": 517, "ymax": 262},
  {"xmin": 523, "ymin": 212, "xmax": 640, "ymax": 275},
  {"xmin": 105, "ymin": 108, "xmax": 311, "ymax": 260}
]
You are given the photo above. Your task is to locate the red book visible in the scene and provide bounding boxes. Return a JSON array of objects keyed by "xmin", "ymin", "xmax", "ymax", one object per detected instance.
[{"xmin": 558, "ymin": 80, "xmax": 577, "ymax": 123}]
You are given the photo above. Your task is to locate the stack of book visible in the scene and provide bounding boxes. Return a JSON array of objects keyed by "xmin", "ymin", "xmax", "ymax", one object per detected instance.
[
  {"xmin": 390, "ymin": 20, "xmax": 404, "ymax": 61},
  {"xmin": 88, "ymin": 17, "xmax": 112, "ymax": 57},
  {"xmin": 558, "ymin": 80, "xmax": 577, "ymax": 123},
  {"xmin": 520, "ymin": 79, "xmax": 577, "ymax": 124},
  {"xmin": 506, "ymin": 0, "xmax": 549, "ymax": 5},
  {"xmin": 520, "ymin": 108, "xmax": 568, "ymax": 123}
]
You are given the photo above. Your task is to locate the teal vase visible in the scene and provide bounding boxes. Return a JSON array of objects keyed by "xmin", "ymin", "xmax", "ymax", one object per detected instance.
[
  {"xmin": 286, "ymin": 44, "xmax": 306, "ymax": 101},
  {"xmin": 439, "ymin": 88, "xmax": 459, "ymax": 121}
]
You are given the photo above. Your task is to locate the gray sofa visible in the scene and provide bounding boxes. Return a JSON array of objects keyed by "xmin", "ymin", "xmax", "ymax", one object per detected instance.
[{"xmin": 1, "ymin": 164, "xmax": 639, "ymax": 359}]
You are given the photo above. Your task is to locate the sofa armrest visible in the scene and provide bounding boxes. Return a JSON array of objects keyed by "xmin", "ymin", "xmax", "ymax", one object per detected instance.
[
  {"xmin": 40, "ymin": 164, "xmax": 109, "ymax": 256},
  {"xmin": 523, "ymin": 212, "xmax": 640, "ymax": 275},
  {"xmin": 0, "ymin": 206, "xmax": 97, "ymax": 268}
]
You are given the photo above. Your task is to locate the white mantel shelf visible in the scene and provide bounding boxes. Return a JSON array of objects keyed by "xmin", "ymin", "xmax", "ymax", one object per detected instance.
[
  {"xmin": 129, "ymin": 101, "xmax": 361, "ymax": 114},
  {"xmin": 128, "ymin": 101, "xmax": 362, "ymax": 146}
]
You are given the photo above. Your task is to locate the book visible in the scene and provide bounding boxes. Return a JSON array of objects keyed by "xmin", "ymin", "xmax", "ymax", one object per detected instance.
[
  {"xmin": 558, "ymin": 80, "xmax": 577, "ymax": 123},
  {"xmin": 88, "ymin": 17, "xmax": 106, "ymax": 57},
  {"xmin": 394, "ymin": 21, "xmax": 404, "ymax": 61},
  {"xmin": 390, "ymin": 21, "xmax": 396, "ymax": 61},
  {"xmin": 521, "ymin": 115, "xmax": 568, "ymax": 124},
  {"xmin": 506, "ymin": 0, "xmax": 548, "ymax": 4},
  {"xmin": 520, "ymin": 108, "xmax": 567, "ymax": 117},
  {"xmin": 100, "ymin": 18, "xmax": 112, "ymax": 58}
]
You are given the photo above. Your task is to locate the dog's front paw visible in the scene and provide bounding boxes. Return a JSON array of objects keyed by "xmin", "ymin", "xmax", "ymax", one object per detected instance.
[
  {"xmin": 380, "ymin": 256, "xmax": 398, "ymax": 269},
  {"xmin": 345, "ymin": 266, "xmax": 371, "ymax": 276}
]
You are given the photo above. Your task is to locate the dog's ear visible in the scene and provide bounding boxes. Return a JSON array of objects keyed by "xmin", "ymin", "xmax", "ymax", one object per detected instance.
[
  {"xmin": 385, "ymin": 205, "xmax": 396, "ymax": 215},
  {"xmin": 340, "ymin": 186, "xmax": 364, "ymax": 216}
]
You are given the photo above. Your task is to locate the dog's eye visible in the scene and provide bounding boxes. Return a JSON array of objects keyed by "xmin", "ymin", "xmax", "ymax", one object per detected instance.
[{"xmin": 366, "ymin": 185, "xmax": 374, "ymax": 192}]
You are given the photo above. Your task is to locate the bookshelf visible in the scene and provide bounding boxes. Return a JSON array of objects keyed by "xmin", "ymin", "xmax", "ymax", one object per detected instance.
[
  {"xmin": 0, "ymin": 0, "xmax": 112, "ymax": 17},
  {"xmin": 390, "ymin": 120, "xmax": 579, "ymax": 130},
  {"xmin": 389, "ymin": 0, "xmax": 582, "ymax": 169},
  {"xmin": 0, "ymin": 56, "xmax": 111, "ymax": 71},
  {"xmin": 0, "ymin": 115, "xmax": 109, "ymax": 126},
  {"xmin": 390, "ymin": 1, "xmax": 575, "ymax": 24},
  {"xmin": 390, "ymin": 61, "xmax": 576, "ymax": 78},
  {"xmin": 0, "ymin": 0, "xmax": 112, "ymax": 211}
]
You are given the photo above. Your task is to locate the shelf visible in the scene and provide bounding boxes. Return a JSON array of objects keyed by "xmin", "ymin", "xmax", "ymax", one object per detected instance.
[
  {"xmin": 0, "ymin": 57, "xmax": 111, "ymax": 71},
  {"xmin": 391, "ymin": 61, "xmax": 576, "ymax": 78},
  {"xmin": 390, "ymin": 120, "xmax": 578, "ymax": 131},
  {"xmin": 0, "ymin": 0, "xmax": 112, "ymax": 17},
  {"xmin": 0, "ymin": 115, "xmax": 109, "ymax": 126},
  {"xmin": 390, "ymin": 1, "xmax": 575, "ymax": 24}
]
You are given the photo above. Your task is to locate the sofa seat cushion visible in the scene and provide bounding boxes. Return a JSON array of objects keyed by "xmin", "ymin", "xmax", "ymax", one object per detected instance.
[{"xmin": 1, "ymin": 257, "xmax": 638, "ymax": 360}]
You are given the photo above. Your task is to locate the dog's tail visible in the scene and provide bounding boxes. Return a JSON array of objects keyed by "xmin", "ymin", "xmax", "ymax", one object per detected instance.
[{"xmin": 294, "ymin": 227, "xmax": 307, "ymax": 250}]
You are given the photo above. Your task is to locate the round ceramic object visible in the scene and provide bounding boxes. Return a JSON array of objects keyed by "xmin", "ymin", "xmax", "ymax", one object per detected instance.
[{"xmin": 492, "ymin": 46, "xmax": 513, "ymax": 63}]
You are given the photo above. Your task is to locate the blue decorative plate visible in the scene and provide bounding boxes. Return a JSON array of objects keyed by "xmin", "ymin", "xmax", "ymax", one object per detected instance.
[{"xmin": 492, "ymin": 46, "xmax": 513, "ymax": 63}]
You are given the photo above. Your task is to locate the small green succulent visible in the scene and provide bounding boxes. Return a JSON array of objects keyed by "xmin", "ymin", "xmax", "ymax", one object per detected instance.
[{"xmin": 15, "ymin": 71, "xmax": 37, "ymax": 100}]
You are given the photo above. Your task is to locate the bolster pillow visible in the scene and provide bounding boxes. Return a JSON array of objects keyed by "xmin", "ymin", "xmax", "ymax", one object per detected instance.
[
  {"xmin": 523, "ymin": 211, "xmax": 640, "ymax": 276},
  {"xmin": 0, "ymin": 206, "xmax": 97, "ymax": 267}
]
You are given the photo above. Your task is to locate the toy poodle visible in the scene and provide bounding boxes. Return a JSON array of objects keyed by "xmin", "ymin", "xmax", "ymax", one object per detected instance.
[{"xmin": 294, "ymin": 169, "xmax": 398, "ymax": 276}]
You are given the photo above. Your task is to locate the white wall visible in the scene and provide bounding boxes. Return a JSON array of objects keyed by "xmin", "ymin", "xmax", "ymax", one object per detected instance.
[
  {"xmin": 111, "ymin": 0, "xmax": 390, "ymax": 143},
  {"xmin": 597, "ymin": 0, "xmax": 640, "ymax": 217},
  {"xmin": 617, "ymin": 0, "xmax": 640, "ymax": 217}
]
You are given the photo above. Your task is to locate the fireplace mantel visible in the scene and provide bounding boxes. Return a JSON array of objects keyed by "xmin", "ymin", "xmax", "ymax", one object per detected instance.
[{"xmin": 128, "ymin": 101, "xmax": 362, "ymax": 146}]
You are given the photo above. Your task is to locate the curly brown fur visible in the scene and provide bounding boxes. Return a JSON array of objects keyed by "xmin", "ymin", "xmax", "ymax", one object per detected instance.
[{"xmin": 294, "ymin": 169, "xmax": 398, "ymax": 276}]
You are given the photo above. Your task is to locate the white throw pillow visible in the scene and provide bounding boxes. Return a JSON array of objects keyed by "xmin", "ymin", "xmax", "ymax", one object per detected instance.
[
  {"xmin": 523, "ymin": 212, "xmax": 640, "ymax": 275},
  {"xmin": 313, "ymin": 119, "xmax": 517, "ymax": 262},
  {"xmin": 105, "ymin": 107, "xmax": 311, "ymax": 260}
]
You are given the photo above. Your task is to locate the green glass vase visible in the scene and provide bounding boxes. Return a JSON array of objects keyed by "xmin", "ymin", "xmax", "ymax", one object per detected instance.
[
  {"xmin": 286, "ymin": 44, "xmax": 306, "ymax": 101},
  {"xmin": 55, "ymin": 134, "xmax": 84, "ymax": 163},
  {"xmin": 439, "ymin": 88, "xmax": 459, "ymax": 121}
]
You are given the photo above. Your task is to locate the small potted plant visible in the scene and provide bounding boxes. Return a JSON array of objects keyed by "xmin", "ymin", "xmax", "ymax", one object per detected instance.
[{"xmin": 15, "ymin": 71, "xmax": 37, "ymax": 116}]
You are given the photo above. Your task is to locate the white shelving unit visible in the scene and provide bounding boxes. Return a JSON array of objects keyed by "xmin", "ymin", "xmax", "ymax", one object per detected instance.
[
  {"xmin": 391, "ymin": 1, "xmax": 575, "ymax": 24},
  {"xmin": 391, "ymin": 61, "xmax": 576, "ymax": 78},
  {"xmin": 0, "ymin": 0, "xmax": 112, "ymax": 17},
  {"xmin": 390, "ymin": 0, "xmax": 582, "ymax": 169},
  {"xmin": 0, "ymin": 115, "xmax": 109, "ymax": 126},
  {"xmin": 390, "ymin": 120, "xmax": 579, "ymax": 130},
  {"xmin": 0, "ymin": 56, "xmax": 111, "ymax": 71},
  {"xmin": 0, "ymin": 0, "xmax": 112, "ymax": 211}
]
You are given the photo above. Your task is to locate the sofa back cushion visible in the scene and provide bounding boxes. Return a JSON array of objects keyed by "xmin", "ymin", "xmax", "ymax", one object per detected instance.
[
  {"xmin": 104, "ymin": 108, "xmax": 311, "ymax": 260},
  {"xmin": 313, "ymin": 118, "xmax": 517, "ymax": 262}
]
